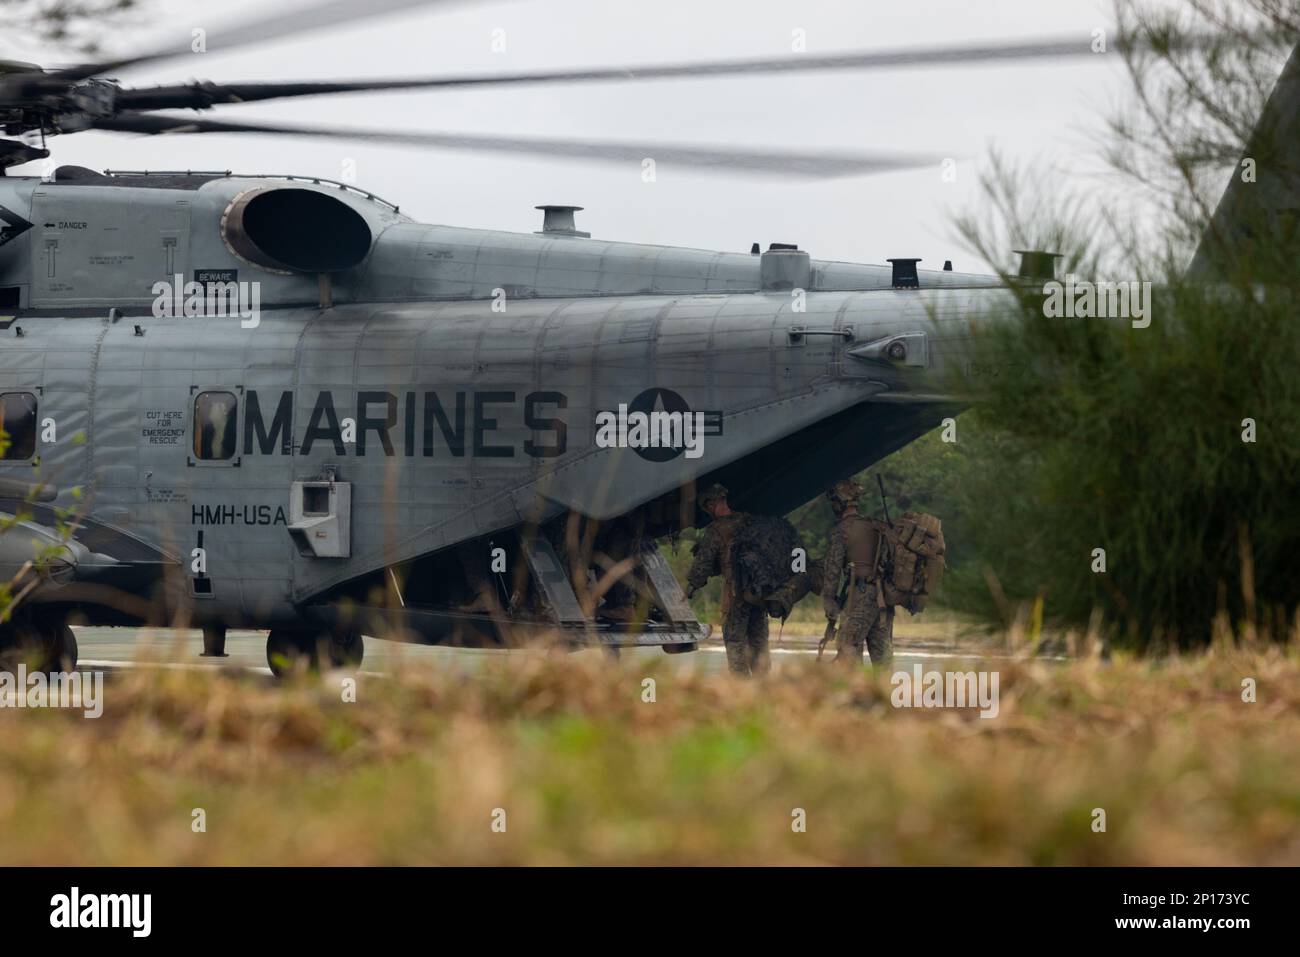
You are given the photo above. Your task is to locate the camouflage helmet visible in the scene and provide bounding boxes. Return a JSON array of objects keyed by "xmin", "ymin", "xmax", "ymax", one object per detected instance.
[
  {"xmin": 826, "ymin": 478, "xmax": 862, "ymax": 509},
  {"xmin": 697, "ymin": 483, "xmax": 730, "ymax": 513}
]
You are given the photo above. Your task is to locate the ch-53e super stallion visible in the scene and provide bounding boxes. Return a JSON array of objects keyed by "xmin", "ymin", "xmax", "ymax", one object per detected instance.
[{"xmin": 1, "ymin": 1, "xmax": 1295, "ymax": 674}]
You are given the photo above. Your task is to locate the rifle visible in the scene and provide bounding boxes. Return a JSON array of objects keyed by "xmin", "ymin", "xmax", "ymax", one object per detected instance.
[
  {"xmin": 818, "ymin": 619, "xmax": 836, "ymax": 659},
  {"xmin": 877, "ymin": 474, "xmax": 893, "ymax": 528},
  {"xmin": 818, "ymin": 576, "xmax": 851, "ymax": 659}
]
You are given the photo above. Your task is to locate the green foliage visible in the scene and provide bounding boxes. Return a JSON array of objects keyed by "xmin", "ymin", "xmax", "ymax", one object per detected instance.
[
  {"xmin": 940, "ymin": 282, "xmax": 1300, "ymax": 649},
  {"xmin": 913, "ymin": 2, "xmax": 1300, "ymax": 650}
]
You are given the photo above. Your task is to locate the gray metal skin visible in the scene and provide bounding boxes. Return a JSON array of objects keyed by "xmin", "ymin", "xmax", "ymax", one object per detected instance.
[{"xmin": 0, "ymin": 170, "xmax": 1010, "ymax": 648}]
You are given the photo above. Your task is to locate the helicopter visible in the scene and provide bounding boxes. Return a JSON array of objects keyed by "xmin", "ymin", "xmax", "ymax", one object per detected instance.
[{"xmin": 1, "ymin": 1, "xmax": 1295, "ymax": 675}]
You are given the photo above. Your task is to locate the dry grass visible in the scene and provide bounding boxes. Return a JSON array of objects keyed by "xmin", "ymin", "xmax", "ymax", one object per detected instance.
[{"xmin": 2, "ymin": 642, "xmax": 1298, "ymax": 865}]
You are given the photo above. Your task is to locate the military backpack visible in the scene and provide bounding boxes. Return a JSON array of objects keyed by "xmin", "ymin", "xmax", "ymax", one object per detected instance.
[
  {"xmin": 881, "ymin": 511, "xmax": 946, "ymax": 613},
  {"xmin": 730, "ymin": 514, "xmax": 803, "ymax": 607}
]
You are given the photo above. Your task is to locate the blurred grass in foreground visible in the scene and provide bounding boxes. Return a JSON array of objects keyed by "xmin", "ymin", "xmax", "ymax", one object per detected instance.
[{"xmin": 2, "ymin": 634, "xmax": 1298, "ymax": 866}]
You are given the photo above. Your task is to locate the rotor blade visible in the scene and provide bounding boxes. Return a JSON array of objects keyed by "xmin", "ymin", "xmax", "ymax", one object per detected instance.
[
  {"xmin": 112, "ymin": 32, "xmax": 1251, "ymax": 111},
  {"xmin": 54, "ymin": 0, "xmax": 467, "ymax": 81},
  {"xmin": 112, "ymin": 33, "xmax": 1217, "ymax": 110},
  {"xmin": 88, "ymin": 114, "xmax": 940, "ymax": 179},
  {"xmin": 114, "ymin": 80, "xmax": 465, "ymax": 112}
]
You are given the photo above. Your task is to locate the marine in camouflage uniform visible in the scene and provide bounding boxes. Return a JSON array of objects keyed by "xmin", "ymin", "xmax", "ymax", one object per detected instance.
[
  {"xmin": 592, "ymin": 510, "xmax": 649, "ymax": 622},
  {"xmin": 867, "ymin": 605, "xmax": 895, "ymax": 667},
  {"xmin": 686, "ymin": 484, "xmax": 770, "ymax": 677},
  {"xmin": 455, "ymin": 540, "xmax": 499, "ymax": 615},
  {"xmin": 822, "ymin": 479, "xmax": 894, "ymax": 667}
]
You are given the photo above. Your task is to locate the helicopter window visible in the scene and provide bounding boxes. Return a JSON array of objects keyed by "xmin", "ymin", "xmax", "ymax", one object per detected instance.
[
  {"xmin": 0, "ymin": 393, "xmax": 38, "ymax": 461},
  {"xmin": 193, "ymin": 391, "xmax": 239, "ymax": 461},
  {"xmin": 301, "ymin": 485, "xmax": 331, "ymax": 517}
]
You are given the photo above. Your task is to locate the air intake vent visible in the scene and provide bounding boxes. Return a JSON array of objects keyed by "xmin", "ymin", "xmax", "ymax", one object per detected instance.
[
  {"xmin": 1013, "ymin": 249, "xmax": 1062, "ymax": 280},
  {"xmin": 887, "ymin": 258, "xmax": 921, "ymax": 289},
  {"xmin": 535, "ymin": 205, "xmax": 590, "ymax": 238},
  {"xmin": 221, "ymin": 187, "xmax": 372, "ymax": 274},
  {"xmin": 760, "ymin": 245, "xmax": 810, "ymax": 291}
]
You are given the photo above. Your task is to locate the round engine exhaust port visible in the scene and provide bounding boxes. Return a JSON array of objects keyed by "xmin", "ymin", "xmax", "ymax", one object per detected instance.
[{"xmin": 220, "ymin": 187, "xmax": 373, "ymax": 274}]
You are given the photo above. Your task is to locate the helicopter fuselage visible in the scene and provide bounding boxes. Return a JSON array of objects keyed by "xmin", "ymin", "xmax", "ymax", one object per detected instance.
[{"xmin": 0, "ymin": 169, "xmax": 1009, "ymax": 649}]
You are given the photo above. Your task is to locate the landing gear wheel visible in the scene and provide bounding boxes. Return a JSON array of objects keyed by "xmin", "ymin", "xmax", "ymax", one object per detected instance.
[
  {"xmin": 266, "ymin": 629, "xmax": 364, "ymax": 678},
  {"xmin": 328, "ymin": 630, "xmax": 364, "ymax": 670},
  {"xmin": 663, "ymin": 642, "xmax": 698, "ymax": 655},
  {"xmin": 266, "ymin": 629, "xmax": 311, "ymax": 678}
]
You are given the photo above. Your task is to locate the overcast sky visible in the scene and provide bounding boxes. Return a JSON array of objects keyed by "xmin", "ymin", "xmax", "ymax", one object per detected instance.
[{"xmin": 4, "ymin": 0, "xmax": 1147, "ymax": 268}]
